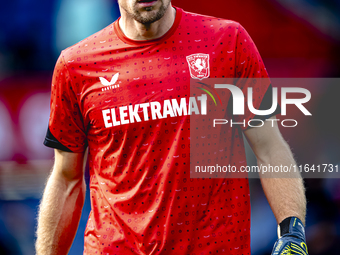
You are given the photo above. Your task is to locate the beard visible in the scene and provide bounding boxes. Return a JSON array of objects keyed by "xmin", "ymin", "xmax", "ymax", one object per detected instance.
[{"xmin": 121, "ymin": 0, "xmax": 171, "ymax": 25}]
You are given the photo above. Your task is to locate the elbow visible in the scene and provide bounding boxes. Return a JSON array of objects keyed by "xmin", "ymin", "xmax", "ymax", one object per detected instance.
[
  {"xmin": 255, "ymin": 141, "xmax": 295, "ymax": 166},
  {"xmin": 52, "ymin": 164, "xmax": 85, "ymax": 193}
]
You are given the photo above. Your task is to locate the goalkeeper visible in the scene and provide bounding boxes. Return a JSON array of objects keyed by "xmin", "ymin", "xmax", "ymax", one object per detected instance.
[{"xmin": 35, "ymin": 0, "xmax": 308, "ymax": 254}]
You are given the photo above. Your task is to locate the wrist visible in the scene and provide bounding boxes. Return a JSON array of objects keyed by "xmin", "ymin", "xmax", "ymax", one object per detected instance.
[{"xmin": 277, "ymin": 216, "xmax": 305, "ymax": 239}]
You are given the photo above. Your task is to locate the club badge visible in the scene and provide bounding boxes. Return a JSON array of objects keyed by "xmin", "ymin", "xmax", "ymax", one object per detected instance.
[{"xmin": 186, "ymin": 53, "xmax": 210, "ymax": 80}]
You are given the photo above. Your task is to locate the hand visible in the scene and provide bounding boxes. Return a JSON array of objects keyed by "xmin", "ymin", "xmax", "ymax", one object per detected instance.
[{"xmin": 271, "ymin": 217, "xmax": 308, "ymax": 255}]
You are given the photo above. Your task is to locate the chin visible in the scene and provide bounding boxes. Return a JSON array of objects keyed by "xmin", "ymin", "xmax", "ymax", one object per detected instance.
[{"xmin": 135, "ymin": 9, "xmax": 165, "ymax": 24}]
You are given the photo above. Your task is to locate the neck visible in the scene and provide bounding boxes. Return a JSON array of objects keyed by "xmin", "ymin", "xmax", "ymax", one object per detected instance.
[{"xmin": 118, "ymin": 5, "xmax": 176, "ymax": 41}]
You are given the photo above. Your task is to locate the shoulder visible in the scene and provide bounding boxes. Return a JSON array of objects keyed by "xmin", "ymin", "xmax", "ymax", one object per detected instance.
[
  {"xmin": 180, "ymin": 8, "xmax": 241, "ymax": 32},
  {"xmin": 60, "ymin": 22, "xmax": 116, "ymax": 63}
]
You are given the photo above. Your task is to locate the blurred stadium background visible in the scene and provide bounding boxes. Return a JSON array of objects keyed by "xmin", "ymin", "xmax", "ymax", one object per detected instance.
[{"xmin": 0, "ymin": 0, "xmax": 339, "ymax": 254}]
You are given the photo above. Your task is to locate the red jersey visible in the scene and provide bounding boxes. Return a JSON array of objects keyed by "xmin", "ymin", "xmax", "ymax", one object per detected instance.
[{"xmin": 45, "ymin": 7, "xmax": 270, "ymax": 255}]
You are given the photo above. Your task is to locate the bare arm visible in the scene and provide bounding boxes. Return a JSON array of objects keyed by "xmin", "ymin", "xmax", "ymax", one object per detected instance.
[
  {"xmin": 244, "ymin": 116, "xmax": 306, "ymax": 225},
  {"xmin": 36, "ymin": 149, "xmax": 87, "ymax": 255}
]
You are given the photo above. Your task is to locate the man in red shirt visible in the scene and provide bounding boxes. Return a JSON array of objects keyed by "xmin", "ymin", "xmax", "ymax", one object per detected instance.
[{"xmin": 36, "ymin": 1, "xmax": 308, "ymax": 254}]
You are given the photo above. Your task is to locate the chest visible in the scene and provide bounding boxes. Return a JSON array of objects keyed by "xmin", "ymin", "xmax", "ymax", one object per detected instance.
[{"xmin": 74, "ymin": 40, "xmax": 235, "ymax": 134}]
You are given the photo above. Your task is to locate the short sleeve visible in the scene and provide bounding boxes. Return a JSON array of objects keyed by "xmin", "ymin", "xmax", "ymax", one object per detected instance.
[
  {"xmin": 43, "ymin": 53, "xmax": 87, "ymax": 152},
  {"xmin": 232, "ymin": 24, "xmax": 274, "ymax": 130}
]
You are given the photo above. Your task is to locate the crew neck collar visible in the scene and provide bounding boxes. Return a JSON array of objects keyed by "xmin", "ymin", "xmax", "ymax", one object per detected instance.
[{"xmin": 114, "ymin": 6, "xmax": 183, "ymax": 46}]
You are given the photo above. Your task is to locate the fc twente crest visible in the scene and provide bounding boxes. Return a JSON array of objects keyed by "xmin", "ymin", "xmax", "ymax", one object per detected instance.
[{"xmin": 186, "ymin": 53, "xmax": 210, "ymax": 80}]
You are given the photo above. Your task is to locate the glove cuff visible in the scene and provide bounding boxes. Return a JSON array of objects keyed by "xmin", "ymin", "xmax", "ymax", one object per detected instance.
[{"xmin": 277, "ymin": 216, "xmax": 305, "ymax": 239}]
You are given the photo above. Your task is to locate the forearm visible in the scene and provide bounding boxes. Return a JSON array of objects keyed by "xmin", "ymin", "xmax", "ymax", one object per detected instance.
[
  {"xmin": 36, "ymin": 168, "xmax": 85, "ymax": 255},
  {"xmin": 259, "ymin": 141, "xmax": 306, "ymax": 225}
]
